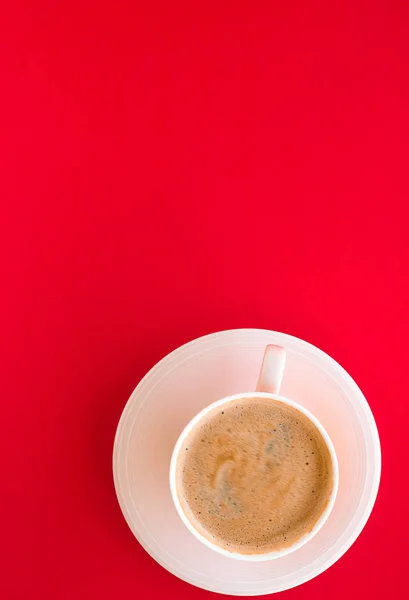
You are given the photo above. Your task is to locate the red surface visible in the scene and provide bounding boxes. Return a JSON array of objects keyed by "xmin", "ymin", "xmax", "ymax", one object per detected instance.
[{"xmin": 1, "ymin": 1, "xmax": 408, "ymax": 598}]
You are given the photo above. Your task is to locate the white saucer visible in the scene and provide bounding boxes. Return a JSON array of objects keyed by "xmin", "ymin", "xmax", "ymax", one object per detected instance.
[{"xmin": 113, "ymin": 329, "xmax": 381, "ymax": 595}]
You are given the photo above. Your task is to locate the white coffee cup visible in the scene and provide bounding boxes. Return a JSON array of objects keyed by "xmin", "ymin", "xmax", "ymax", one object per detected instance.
[{"xmin": 170, "ymin": 345, "xmax": 339, "ymax": 561}]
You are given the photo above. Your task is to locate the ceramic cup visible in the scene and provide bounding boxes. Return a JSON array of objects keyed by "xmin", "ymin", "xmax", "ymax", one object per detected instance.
[{"xmin": 169, "ymin": 345, "xmax": 339, "ymax": 561}]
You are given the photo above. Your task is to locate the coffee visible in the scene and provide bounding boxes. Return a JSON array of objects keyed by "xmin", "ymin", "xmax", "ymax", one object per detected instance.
[{"xmin": 176, "ymin": 397, "xmax": 333, "ymax": 555}]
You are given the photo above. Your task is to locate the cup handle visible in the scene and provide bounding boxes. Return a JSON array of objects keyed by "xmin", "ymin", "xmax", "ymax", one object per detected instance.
[{"xmin": 256, "ymin": 345, "xmax": 286, "ymax": 394}]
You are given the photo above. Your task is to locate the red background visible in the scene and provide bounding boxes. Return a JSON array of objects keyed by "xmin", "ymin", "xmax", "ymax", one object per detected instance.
[{"xmin": 1, "ymin": 1, "xmax": 408, "ymax": 598}]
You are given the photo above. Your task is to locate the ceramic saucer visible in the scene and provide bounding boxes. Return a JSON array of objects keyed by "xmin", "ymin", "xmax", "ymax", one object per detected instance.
[{"xmin": 113, "ymin": 329, "xmax": 381, "ymax": 595}]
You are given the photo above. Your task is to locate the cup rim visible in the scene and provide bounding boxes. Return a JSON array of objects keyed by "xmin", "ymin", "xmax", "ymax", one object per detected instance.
[{"xmin": 169, "ymin": 391, "xmax": 339, "ymax": 561}]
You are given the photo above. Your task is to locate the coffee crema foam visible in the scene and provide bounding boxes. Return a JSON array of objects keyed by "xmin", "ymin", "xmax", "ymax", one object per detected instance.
[{"xmin": 176, "ymin": 398, "xmax": 333, "ymax": 554}]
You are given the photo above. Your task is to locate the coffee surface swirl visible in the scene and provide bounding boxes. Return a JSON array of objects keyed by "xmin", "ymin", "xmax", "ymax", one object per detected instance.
[{"xmin": 176, "ymin": 397, "xmax": 333, "ymax": 554}]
